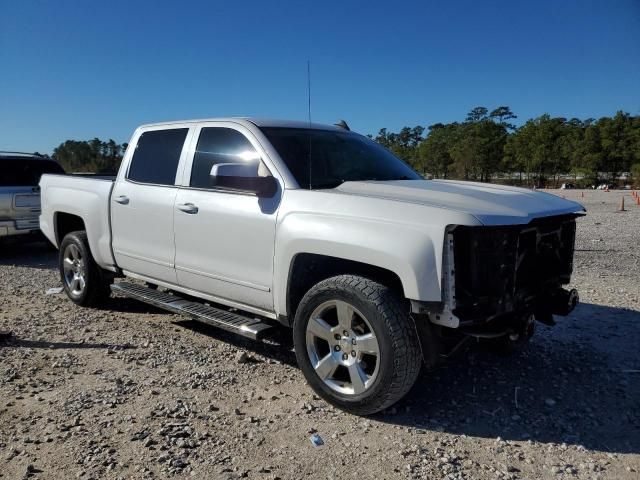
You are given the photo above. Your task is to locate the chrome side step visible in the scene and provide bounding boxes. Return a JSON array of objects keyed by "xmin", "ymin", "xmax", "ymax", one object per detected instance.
[{"xmin": 111, "ymin": 282, "xmax": 273, "ymax": 340}]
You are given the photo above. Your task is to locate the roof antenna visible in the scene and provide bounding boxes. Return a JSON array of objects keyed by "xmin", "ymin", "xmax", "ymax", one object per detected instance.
[
  {"xmin": 307, "ymin": 60, "xmax": 312, "ymax": 189},
  {"xmin": 334, "ymin": 120, "xmax": 350, "ymax": 131}
]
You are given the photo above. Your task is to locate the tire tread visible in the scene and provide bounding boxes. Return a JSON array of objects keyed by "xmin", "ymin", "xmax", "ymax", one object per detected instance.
[
  {"xmin": 59, "ymin": 231, "xmax": 111, "ymax": 307},
  {"xmin": 294, "ymin": 274, "xmax": 422, "ymax": 415}
]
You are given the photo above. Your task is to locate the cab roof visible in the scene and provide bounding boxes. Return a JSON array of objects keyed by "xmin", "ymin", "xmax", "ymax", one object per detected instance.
[{"xmin": 138, "ymin": 117, "xmax": 343, "ymax": 132}]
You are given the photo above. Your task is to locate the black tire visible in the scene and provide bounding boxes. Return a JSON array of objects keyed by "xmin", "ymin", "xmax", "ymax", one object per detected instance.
[
  {"xmin": 293, "ymin": 275, "xmax": 421, "ymax": 415},
  {"xmin": 58, "ymin": 231, "xmax": 112, "ymax": 307}
]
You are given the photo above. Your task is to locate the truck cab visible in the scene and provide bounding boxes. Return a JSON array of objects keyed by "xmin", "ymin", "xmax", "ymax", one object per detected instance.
[{"xmin": 109, "ymin": 121, "xmax": 282, "ymax": 314}]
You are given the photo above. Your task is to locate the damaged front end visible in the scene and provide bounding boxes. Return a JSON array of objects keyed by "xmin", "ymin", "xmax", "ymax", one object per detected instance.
[
  {"xmin": 423, "ymin": 214, "xmax": 581, "ymax": 337},
  {"xmin": 454, "ymin": 213, "xmax": 580, "ymax": 331}
]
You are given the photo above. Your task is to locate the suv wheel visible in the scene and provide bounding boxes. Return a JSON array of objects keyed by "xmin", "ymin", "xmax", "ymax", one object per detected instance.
[
  {"xmin": 293, "ymin": 275, "xmax": 421, "ymax": 415},
  {"xmin": 59, "ymin": 231, "xmax": 112, "ymax": 307}
]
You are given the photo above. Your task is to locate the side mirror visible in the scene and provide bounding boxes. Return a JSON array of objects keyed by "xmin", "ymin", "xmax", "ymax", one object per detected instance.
[{"xmin": 210, "ymin": 163, "xmax": 277, "ymax": 197}]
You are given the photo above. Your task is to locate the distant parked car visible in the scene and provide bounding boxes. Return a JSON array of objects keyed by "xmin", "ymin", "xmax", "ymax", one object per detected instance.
[
  {"xmin": 560, "ymin": 183, "xmax": 575, "ymax": 190},
  {"xmin": 0, "ymin": 152, "xmax": 65, "ymax": 239}
]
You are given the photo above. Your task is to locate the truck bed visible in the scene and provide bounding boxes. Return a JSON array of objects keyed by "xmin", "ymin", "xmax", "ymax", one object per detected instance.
[{"xmin": 39, "ymin": 174, "xmax": 117, "ymax": 271}]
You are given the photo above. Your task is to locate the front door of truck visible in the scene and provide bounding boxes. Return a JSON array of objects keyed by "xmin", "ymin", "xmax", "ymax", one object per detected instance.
[
  {"xmin": 173, "ymin": 123, "xmax": 281, "ymax": 312},
  {"xmin": 111, "ymin": 126, "xmax": 191, "ymax": 284}
]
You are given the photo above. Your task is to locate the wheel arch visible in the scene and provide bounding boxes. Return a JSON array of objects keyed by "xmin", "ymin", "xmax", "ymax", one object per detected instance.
[
  {"xmin": 273, "ymin": 213, "xmax": 443, "ymax": 323},
  {"xmin": 54, "ymin": 212, "xmax": 86, "ymax": 246},
  {"xmin": 282, "ymin": 253, "xmax": 406, "ymax": 326}
]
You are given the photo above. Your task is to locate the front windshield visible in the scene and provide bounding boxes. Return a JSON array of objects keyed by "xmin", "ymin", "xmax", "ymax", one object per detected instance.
[{"xmin": 260, "ymin": 127, "xmax": 421, "ymax": 189}]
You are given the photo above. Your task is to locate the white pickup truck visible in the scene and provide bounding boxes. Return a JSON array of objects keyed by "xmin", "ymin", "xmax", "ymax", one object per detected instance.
[{"xmin": 40, "ymin": 118, "xmax": 584, "ymax": 414}]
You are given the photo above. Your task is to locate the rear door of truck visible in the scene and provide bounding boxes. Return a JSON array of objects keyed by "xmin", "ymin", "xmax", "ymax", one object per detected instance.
[{"xmin": 110, "ymin": 126, "xmax": 193, "ymax": 284}]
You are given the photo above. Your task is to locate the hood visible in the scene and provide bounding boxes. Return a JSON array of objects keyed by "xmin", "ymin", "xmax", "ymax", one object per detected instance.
[{"xmin": 333, "ymin": 180, "xmax": 585, "ymax": 225}]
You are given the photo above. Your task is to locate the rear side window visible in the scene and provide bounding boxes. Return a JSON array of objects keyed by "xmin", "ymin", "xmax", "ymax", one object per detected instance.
[
  {"xmin": 127, "ymin": 128, "xmax": 188, "ymax": 185},
  {"xmin": 0, "ymin": 158, "xmax": 65, "ymax": 186},
  {"xmin": 190, "ymin": 128, "xmax": 261, "ymax": 189}
]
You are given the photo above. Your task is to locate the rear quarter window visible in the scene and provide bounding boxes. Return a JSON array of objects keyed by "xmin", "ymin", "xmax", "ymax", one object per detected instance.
[{"xmin": 127, "ymin": 128, "xmax": 188, "ymax": 185}]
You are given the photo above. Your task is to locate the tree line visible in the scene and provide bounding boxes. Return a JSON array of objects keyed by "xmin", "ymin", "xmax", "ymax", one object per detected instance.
[
  {"xmin": 52, "ymin": 138, "xmax": 128, "ymax": 174},
  {"xmin": 47, "ymin": 108, "xmax": 640, "ymax": 187},
  {"xmin": 373, "ymin": 107, "xmax": 640, "ymax": 187}
]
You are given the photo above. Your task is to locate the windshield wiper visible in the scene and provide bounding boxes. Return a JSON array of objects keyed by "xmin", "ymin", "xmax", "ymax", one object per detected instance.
[
  {"xmin": 358, "ymin": 176, "xmax": 412, "ymax": 182},
  {"xmin": 310, "ymin": 180, "xmax": 345, "ymax": 189}
]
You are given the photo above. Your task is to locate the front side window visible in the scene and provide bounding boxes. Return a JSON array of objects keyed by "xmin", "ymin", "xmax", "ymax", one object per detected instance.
[
  {"xmin": 260, "ymin": 127, "xmax": 421, "ymax": 189},
  {"xmin": 127, "ymin": 128, "xmax": 188, "ymax": 185},
  {"xmin": 190, "ymin": 127, "xmax": 264, "ymax": 189}
]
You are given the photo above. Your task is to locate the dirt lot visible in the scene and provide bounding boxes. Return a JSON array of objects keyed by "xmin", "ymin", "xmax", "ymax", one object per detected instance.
[{"xmin": 0, "ymin": 189, "xmax": 639, "ymax": 480}]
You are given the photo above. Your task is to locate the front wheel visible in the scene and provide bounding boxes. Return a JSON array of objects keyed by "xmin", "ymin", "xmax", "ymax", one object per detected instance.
[
  {"xmin": 293, "ymin": 275, "xmax": 422, "ymax": 415},
  {"xmin": 59, "ymin": 231, "xmax": 112, "ymax": 307}
]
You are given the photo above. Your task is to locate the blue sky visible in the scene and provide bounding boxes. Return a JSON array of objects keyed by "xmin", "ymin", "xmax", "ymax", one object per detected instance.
[{"xmin": 1, "ymin": 0, "xmax": 639, "ymax": 154}]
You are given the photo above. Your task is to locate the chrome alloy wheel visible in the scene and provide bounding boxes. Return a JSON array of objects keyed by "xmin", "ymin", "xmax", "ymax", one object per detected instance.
[
  {"xmin": 62, "ymin": 243, "xmax": 86, "ymax": 296},
  {"xmin": 305, "ymin": 300, "xmax": 380, "ymax": 395}
]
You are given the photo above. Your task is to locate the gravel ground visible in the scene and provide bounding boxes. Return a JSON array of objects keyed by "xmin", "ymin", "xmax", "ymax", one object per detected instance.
[{"xmin": 0, "ymin": 189, "xmax": 638, "ymax": 480}]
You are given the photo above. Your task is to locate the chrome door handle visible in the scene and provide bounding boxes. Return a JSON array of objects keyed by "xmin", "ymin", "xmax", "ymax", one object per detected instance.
[
  {"xmin": 177, "ymin": 203, "xmax": 199, "ymax": 214},
  {"xmin": 114, "ymin": 195, "xmax": 129, "ymax": 205}
]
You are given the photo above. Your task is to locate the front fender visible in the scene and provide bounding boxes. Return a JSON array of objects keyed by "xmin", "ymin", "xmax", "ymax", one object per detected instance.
[{"xmin": 273, "ymin": 212, "xmax": 443, "ymax": 317}]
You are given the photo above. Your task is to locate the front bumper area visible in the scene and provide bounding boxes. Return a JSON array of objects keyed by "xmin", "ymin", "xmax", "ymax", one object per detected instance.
[
  {"xmin": 452, "ymin": 214, "xmax": 579, "ymax": 324},
  {"xmin": 415, "ymin": 214, "xmax": 581, "ymax": 330}
]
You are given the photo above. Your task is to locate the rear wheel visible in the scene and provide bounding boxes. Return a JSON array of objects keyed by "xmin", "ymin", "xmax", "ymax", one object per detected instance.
[
  {"xmin": 293, "ymin": 275, "xmax": 421, "ymax": 415},
  {"xmin": 59, "ymin": 231, "xmax": 112, "ymax": 307}
]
